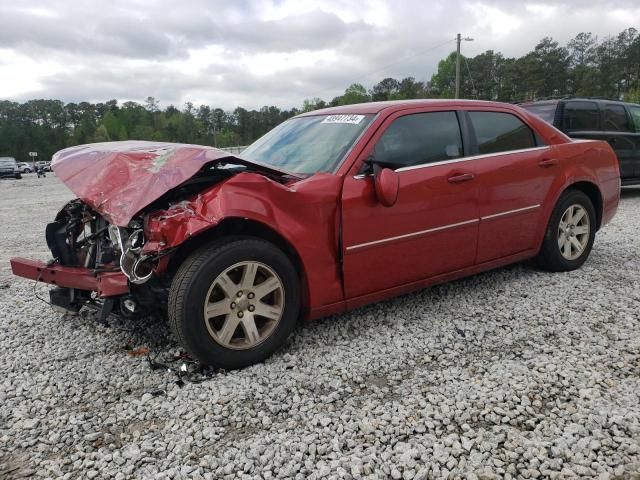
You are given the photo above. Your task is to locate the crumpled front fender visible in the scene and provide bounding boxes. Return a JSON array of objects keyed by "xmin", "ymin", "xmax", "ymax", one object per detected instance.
[{"xmin": 143, "ymin": 171, "xmax": 345, "ymax": 311}]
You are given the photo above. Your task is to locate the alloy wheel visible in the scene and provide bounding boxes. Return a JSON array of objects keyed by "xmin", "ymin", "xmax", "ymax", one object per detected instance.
[
  {"xmin": 557, "ymin": 204, "xmax": 590, "ymax": 261},
  {"xmin": 203, "ymin": 261, "xmax": 284, "ymax": 350}
]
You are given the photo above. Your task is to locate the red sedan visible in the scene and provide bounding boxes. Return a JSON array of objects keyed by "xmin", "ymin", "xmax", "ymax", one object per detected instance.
[{"xmin": 11, "ymin": 100, "xmax": 620, "ymax": 369}]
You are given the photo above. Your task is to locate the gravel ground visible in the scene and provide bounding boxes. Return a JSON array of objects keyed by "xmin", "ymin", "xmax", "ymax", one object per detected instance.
[{"xmin": 1, "ymin": 175, "xmax": 639, "ymax": 479}]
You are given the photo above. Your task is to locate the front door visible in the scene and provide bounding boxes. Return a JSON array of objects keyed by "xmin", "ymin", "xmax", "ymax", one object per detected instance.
[{"xmin": 341, "ymin": 109, "xmax": 479, "ymax": 300}]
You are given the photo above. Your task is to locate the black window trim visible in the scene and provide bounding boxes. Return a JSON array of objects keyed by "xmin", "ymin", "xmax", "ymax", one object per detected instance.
[{"xmin": 353, "ymin": 108, "xmax": 549, "ymax": 178}]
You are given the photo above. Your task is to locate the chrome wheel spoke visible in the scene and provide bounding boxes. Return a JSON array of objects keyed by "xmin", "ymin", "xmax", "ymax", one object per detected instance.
[
  {"xmin": 240, "ymin": 263, "xmax": 258, "ymax": 290},
  {"xmin": 240, "ymin": 313, "xmax": 260, "ymax": 343},
  {"xmin": 569, "ymin": 236, "xmax": 584, "ymax": 253},
  {"xmin": 253, "ymin": 277, "xmax": 281, "ymax": 300},
  {"xmin": 205, "ymin": 300, "xmax": 231, "ymax": 319},
  {"xmin": 216, "ymin": 272, "xmax": 237, "ymax": 299},
  {"xmin": 572, "ymin": 208, "xmax": 586, "ymax": 224},
  {"xmin": 218, "ymin": 316, "xmax": 240, "ymax": 344},
  {"xmin": 573, "ymin": 225, "xmax": 589, "ymax": 235},
  {"xmin": 558, "ymin": 232, "xmax": 566, "ymax": 248},
  {"xmin": 567, "ymin": 206, "xmax": 575, "ymax": 223},
  {"xmin": 254, "ymin": 301, "xmax": 283, "ymax": 320}
]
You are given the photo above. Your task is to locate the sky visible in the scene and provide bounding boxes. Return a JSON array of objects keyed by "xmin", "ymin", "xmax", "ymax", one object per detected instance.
[{"xmin": 0, "ymin": 0, "xmax": 638, "ymax": 110}]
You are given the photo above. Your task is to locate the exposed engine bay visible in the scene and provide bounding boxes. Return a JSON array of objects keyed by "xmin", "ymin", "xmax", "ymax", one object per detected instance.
[{"xmin": 44, "ymin": 198, "xmax": 167, "ymax": 320}]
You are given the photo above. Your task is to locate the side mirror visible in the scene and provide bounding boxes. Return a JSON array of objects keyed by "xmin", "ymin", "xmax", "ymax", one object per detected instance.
[{"xmin": 373, "ymin": 164, "xmax": 399, "ymax": 207}]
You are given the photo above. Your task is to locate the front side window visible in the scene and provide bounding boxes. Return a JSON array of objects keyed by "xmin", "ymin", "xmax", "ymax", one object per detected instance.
[
  {"xmin": 603, "ymin": 104, "xmax": 631, "ymax": 132},
  {"xmin": 468, "ymin": 111, "xmax": 536, "ymax": 154},
  {"xmin": 241, "ymin": 114, "xmax": 374, "ymax": 175},
  {"xmin": 563, "ymin": 101, "xmax": 600, "ymax": 131},
  {"xmin": 628, "ymin": 105, "xmax": 640, "ymax": 133},
  {"xmin": 374, "ymin": 111, "xmax": 463, "ymax": 169}
]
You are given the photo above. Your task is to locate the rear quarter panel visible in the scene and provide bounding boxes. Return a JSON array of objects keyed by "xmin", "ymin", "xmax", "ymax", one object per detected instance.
[{"xmin": 534, "ymin": 139, "xmax": 620, "ymax": 248}]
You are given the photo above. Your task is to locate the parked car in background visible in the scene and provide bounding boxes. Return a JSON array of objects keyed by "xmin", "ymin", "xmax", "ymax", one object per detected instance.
[
  {"xmin": 11, "ymin": 100, "xmax": 620, "ymax": 369},
  {"xmin": 0, "ymin": 157, "xmax": 22, "ymax": 179},
  {"xmin": 17, "ymin": 162, "xmax": 33, "ymax": 173},
  {"xmin": 519, "ymin": 97, "xmax": 640, "ymax": 185},
  {"xmin": 35, "ymin": 161, "xmax": 52, "ymax": 172}
]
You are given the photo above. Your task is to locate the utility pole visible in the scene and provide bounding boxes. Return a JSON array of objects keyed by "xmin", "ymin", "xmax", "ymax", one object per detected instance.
[
  {"xmin": 455, "ymin": 33, "xmax": 474, "ymax": 99},
  {"xmin": 455, "ymin": 34, "xmax": 461, "ymax": 99}
]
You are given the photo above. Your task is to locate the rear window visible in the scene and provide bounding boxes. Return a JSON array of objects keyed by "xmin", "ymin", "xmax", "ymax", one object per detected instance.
[
  {"xmin": 603, "ymin": 104, "xmax": 631, "ymax": 132},
  {"xmin": 563, "ymin": 101, "xmax": 600, "ymax": 131},
  {"xmin": 520, "ymin": 103, "xmax": 557, "ymax": 124},
  {"xmin": 0, "ymin": 157, "xmax": 16, "ymax": 165},
  {"xmin": 468, "ymin": 112, "xmax": 536, "ymax": 155}
]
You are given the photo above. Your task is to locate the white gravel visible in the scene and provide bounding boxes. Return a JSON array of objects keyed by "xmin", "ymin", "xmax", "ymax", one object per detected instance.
[{"xmin": 1, "ymin": 175, "xmax": 639, "ymax": 479}]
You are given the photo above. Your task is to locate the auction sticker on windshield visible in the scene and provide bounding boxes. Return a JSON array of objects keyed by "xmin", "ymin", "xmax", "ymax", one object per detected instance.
[{"xmin": 322, "ymin": 114, "xmax": 365, "ymax": 124}]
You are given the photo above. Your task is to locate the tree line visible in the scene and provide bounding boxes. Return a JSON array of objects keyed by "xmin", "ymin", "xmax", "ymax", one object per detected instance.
[{"xmin": 1, "ymin": 28, "xmax": 638, "ymax": 161}]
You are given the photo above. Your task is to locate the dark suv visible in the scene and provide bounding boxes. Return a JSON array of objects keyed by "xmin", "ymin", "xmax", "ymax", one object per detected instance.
[{"xmin": 520, "ymin": 98, "xmax": 640, "ymax": 185}]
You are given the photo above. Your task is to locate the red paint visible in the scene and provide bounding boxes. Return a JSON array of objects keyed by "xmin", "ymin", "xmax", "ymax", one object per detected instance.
[
  {"xmin": 10, "ymin": 257, "xmax": 129, "ymax": 296},
  {"xmin": 12, "ymin": 100, "xmax": 620, "ymax": 318},
  {"xmin": 51, "ymin": 141, "xmax": 295, "ymax": 226}
]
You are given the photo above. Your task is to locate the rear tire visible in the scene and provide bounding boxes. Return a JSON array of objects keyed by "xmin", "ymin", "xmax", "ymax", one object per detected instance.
[
  {"xmin": 168, "ymin": 237, "xmax": 300, "ymax": 369},
  {"xmin": 536, "ymin": 189, "xmax": 596, "ymax": 272}
]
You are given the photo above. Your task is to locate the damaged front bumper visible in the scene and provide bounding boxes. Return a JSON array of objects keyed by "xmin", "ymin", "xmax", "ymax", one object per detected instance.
[
  {"xmin": 10, "ymin": 257, "xmax": 129, "ymax": 297},
  {"xmin": 10, "ymin": 257, "xmax": 131, "ymax": 319}
]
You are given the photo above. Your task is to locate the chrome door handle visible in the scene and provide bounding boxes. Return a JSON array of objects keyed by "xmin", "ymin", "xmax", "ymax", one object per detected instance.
[{"xmin": 447, "ymin": 173, "xmax": 475, "ymax": 183}]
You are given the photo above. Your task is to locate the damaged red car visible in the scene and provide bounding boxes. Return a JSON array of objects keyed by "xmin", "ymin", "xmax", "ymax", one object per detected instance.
[{"xmin": 11, "ymin": 100, "xmax": 620, "ymax": 369}]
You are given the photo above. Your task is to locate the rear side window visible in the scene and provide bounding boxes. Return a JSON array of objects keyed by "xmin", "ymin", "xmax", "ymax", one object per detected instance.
[
  {"xmin": 563, "ymin": 101, "xmax": 599, "ymax": 130},
  {"xmin": 468, "ymin": 111, "xmax": 536, "ymax": 154},
  {"xmin": 375, "ymin": 111, "xmax": 463, "ymax": 168},
  {"xmin": 603, "ymin": 104, "xmax": 631, "ymax": 132},
  {"xmin": 629, "ymin": 105, "xmax": 640, "ymax": 133},
  {"xmin": 521, "ymin": 103, "xmax": 557, "ymax": 124}
]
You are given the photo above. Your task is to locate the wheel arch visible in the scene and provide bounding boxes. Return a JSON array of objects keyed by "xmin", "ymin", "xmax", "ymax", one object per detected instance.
[
  {"xmin": 166, "ymin": 217, "xmax": 311, "ymax": 315},
  {"xmin": 563, "ymin": 181, "xmax": 603, "ymax": 230}
]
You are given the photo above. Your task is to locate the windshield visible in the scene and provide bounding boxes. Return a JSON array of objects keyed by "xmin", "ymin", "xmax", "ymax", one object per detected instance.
[
  {"xmin": 241, "ymin": 114, "xmax": 374, "ymax": 174},
  {"xmin": 0, "ymin": 157, "xmax": 16, "ymax": 166}
]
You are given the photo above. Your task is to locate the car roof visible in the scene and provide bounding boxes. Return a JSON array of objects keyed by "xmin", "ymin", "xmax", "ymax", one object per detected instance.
[
  {"xmin": 520, "ymin": 97, "xmax": 640, "ymax": 107},
  {"xmin": 296, "ymin": 99, "xmax": 512, "ymax": 117}
]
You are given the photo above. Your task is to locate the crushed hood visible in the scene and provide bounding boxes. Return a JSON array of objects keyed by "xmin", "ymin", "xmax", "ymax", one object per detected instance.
[{"xmin": 52, "ymin": 141, "xmax": 292, "ymax": 226}]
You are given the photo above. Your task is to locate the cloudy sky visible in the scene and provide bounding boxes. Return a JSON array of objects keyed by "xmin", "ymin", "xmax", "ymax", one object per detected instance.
[{"xmin": 0, "ymin": 0, "xmax": 638, "ymax": 109}]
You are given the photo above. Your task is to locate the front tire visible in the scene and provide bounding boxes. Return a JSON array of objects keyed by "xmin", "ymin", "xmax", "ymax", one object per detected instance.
[
  {"xmin": 168, "ymin": 237, "xmax": 300, "ymax": 369},
  {"xmin": 536, "ymin": 189, "xmax": 596, "ymax": 272}
]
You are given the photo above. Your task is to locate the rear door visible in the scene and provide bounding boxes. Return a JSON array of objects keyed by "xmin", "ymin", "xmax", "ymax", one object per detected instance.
[
  {"xmin": 602, "ymin": 103, "xmax": 638, "ymax": 181},
  {"xmin": 466, "ymin": 110, "xmax": 555, "ymax": 264}
]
